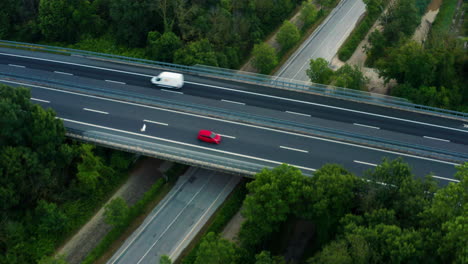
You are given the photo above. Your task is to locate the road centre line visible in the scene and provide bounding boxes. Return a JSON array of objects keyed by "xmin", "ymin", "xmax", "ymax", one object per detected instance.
[
  {"xmin": 432, "ymin": 175, "xmax": 460, "ymax": 182},
  {"xmin": 8, "ymin": 64, "xmax": 25, "ymax": 68},
  {"xmin": 143, "ymin": 119, "xmax": 168, "ymax": 126},
  {"xmin": 169, "ymin": 175, "xmax": 238, "ymax": 260},
  {"xmin": 108, "ymin": 172, "xmax": 192, "ymax": 264},
  {"xmin": 54, "ymin": 71, "xmax": 73, "ymax": 76},
  {"xmin": 60, "ymin": 117, "xmax": 317, "ymax": 172},
  {"xmin": 3, "ymin": 80, "xmax": 460, "ymax": 167},
  {"xmin": 423, "ymin": 136, "xmax": 450, "ymax": 143},
  {"xmin": 31, "ymin": 98, "xmax": 50, "ymax": 103},
  {"xmin": 354, "ymin": 160, "xmax": 377, "ymax": 166},
  {"xmin": 83, "ymin": 108, "xmax": 109, "ymax": 115},
  {"xmin": 1, "ymin": 52, "xmax": 465, "ymax": 134},
  {"xmin": 286, "ymin": 111, "xmax": 311, "ymax": 117},
  {"xmin": 280, "ymin": 146, "xmax": 309, "ymax": 153},
  {"xmin": 218, "ymin": 134, "xmax": 236, "ymax": 139},
  {"xmin": 136, "ymin": 174, "xmax": 214, "ymax": 264},
  {"xmin": 353, "ymin": 123, "xmax": 380, "ymax": 129},
  {"xmin": 105, "ymin": 79, "xmax": 126, "ymax": 85},
  {"xmin": 221, "ymin": 99, "xmax": 245, "ymax": 105}
]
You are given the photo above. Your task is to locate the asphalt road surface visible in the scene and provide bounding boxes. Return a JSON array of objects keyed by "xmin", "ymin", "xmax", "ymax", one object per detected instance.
[
  {"xmin": 107, "ymin": 168, "xmax": 240, "ymax": 264},
  {"xmin": 275, "ymin": 0, "xmax": 366, "ymax": 81},
  {"xmin": 0, "ymin": 48, "xmax": 467, "ymax": 184}
]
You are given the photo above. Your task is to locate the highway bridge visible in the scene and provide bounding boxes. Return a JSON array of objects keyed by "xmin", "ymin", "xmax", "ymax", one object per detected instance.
[{"xmin": 1, "ymin": 42, "xmax": 467, "ymax": 184}]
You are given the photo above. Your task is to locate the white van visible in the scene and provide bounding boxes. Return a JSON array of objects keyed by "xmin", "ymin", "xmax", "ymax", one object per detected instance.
[{"xmin": 151, "ymin": 72, "xmax": 184, "ymax": 89}]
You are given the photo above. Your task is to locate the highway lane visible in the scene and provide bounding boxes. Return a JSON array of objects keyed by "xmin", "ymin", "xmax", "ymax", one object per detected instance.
[
  {"xmin": 8, "ymin": 79, "xmax": 461, "ymax": 184},
  {"xmin": 108, "ymin": 168, "xmax": 240, "ymax": 264},
  {"xmin": 1, "ymin": 51, "xmax": 467, "ymax": 149},
  {"xmin": 275, "ymin": 0, "xmax": 366, "ymax": 81}
]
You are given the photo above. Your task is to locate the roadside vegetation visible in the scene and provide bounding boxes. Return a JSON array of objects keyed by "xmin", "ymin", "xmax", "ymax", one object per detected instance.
[
  {"xmin": 363, "ymin": 0, "xmax": 468, "ymax": 111},
  {"xmin": 306, "ymin": 58, "xmax": 369, "ymax": 90},
  {"xmin": 1, "ymin": 0, "xmax": 310, "ymax": 70},
  {"xmin": 0, "ymin": 84, "xmax": 135, "ymax": 264},
  {"xmin": 181, "ymin": 161, "xmax": 468, "ymax": 263},
  {"xmin": 338, "ymin": 0, "xmax": 390, "ymax": 61}
]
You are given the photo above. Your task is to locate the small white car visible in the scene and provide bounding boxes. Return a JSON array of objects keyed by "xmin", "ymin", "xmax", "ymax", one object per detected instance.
[{"xmin": 151, "ymin": 72, "xmax": 184, "ymax": 89}]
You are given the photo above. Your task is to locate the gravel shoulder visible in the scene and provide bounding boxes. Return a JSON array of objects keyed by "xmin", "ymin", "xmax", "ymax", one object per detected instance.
[{"xmin": 56, "ymin": 158, "xmax": 168, "ymax": 264}]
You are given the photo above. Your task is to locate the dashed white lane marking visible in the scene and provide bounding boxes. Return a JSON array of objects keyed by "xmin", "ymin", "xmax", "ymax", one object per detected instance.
[
  {"xmin": 221, "ymin": 99, "xmax": 246, "ymax": 105},
  {"xmin": 423, "ymin": 136, "xmax": 450, "ymax": 143},
  {"xmin": 286, "ymin": 111, "xmax": 311, "ymax": 117},
  {"xmin": 354, "ymin": 160, "xmax": 377, "ymax": 166},
  {"xmin": 353, "ymin": 123, "xmax": 380, "ymax": 129},
  {"xmin": 54, "ymin": 71, "xmax": 73, "ymax": 76},
  {"xmin": 280, "ymin": 146, "xmax": 309, "ymax": 153},
  {"xmin": 464, "ymin": 124, "xmax": 468, "ymax": 128},
  {"xmin": 143, "ymin": 119, "xmax": 168, "ymax": 126},
  {"xmin": 2, "ymin": 52, "xmax": 466, "ymax": 135},
  {"xmin": 83, "ymin": 108, "xmax": 109, "ymax": 115},
  {"xmin": 161, "ymin": 89, "xmax": 183, "ymax": 94},
  {"xmin": 8, "ymin": 64, "xmax": 25, "ymax": 68},
  {"xmin": 1, "ymin": 79, "xmax": 460, "ymax": 167},
  {"xmin": 31, "ymin": 98, "xmax": 50, "ymax": 103},
  {"xmin": 105, "ymin": 79, "xmax": 126, "ymax": 85},
  {"xmin": 219, "ymin": 134, "xmax": 236, "ymax": 139},
  {"xmin": 432, "ymin": 175, "xmax": 460, "ymax": 182}
]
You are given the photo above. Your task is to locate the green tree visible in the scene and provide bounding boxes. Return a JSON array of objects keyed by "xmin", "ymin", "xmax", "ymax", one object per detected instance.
[
  {"xmin": 160, "ymin": 255, "xmax": 173, "ymax": 264},
  {"xmin": 299, "ymin": 0, "xmax": 318, "ymax": 30},
  {"xmin": 194, "ymin": 232, "xmax": 238, "ymax": 264},
  {"xmin": 38, "ymin": 0, "xmax": 72, "ymax": 41},
  {"xmin": 109, "ymin": 0, "xmax": 152, "ymax": 46},
  {"xmin": 104, "ymin": 197, "xmax": 129, "ymax": 227},
  {"xmin": 174, "ymin": 39, "xmax": 218, "ymax": 66},
  {"xmin": 307, "ymin": 240, "xmax": 353, "ymax": 264},
  {"xmin": 251, "ymin": 43, "xmax": 278, "ymax": 74},
  {"xmin": 255, "ymin": 251, "xmax": 286, "ymax": 264},
  {"xmin": 0, "ymin": 0, "xmax": 17, "ymax": 38},
  {"xmin": 147, "ymin": 31, "xmax": 182, "ymax": 62},
  {"xmin": 276, "ymin": 20, "xmax": 300, "ymax": 52},
  {"xmin": 381, "ymin": 0, "xmax": 420, "ymax": 43},
  {"xmin": 306, "ymin": 58, "xmax": 334, "ymax": 84},
  {"xmin": 365, "ymin": 30, "xmax": 386, "ymax": 66},
  {"xmin": 333, "ymin": 64, "xmax": 368, "ymax": 90},
  {"xmin": 35, "ymin": 200, "xmax": 69, "ymax": 238},
  {"xmin": 76, "ymin": 144, "xmax": 106, "ymax": 191}
]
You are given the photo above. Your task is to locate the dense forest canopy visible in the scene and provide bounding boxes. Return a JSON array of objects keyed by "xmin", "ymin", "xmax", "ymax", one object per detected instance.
[{"xmin": 0, "ymin": 0, "xmax": 305, "ymax": 68}]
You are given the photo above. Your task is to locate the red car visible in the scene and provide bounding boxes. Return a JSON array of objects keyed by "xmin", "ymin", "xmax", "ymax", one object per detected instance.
[{"xmin": 198, "ymin": 130, "xmax": 221, "ymax": 144}]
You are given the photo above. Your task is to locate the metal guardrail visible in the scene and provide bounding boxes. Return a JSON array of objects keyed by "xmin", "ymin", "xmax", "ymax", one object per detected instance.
[
  {"xmin": 66, "ymin": 128, "xmax": 269, "ymax": 177},
  {"xmin": 1, "ymin": 39, "xmax": 467, "ymax": 120},
  {"xmin": 3, "ymin": 72, "xmax": 467, "ymax": 164}
]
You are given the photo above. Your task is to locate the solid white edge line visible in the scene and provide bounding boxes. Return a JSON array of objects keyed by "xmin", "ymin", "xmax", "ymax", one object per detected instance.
[
  {"xmin": 169, "ymin": 176, "xmax": 237, "ymax": 260},
  {"xmin": 280, "ymin": 146, "xmax": 309, "ymax": 153},
  {"xmin": 2, "ymin": 79, "xmax": 460, "ymax": 167},
  {"xmin": 83, "ymin": 108, "xmax": 109, "ymax": 115},
  {"xmin": 184, "ymin": 81, "xmax": 468, "ymax": 134},
  {"xmin": 1, "ymin": 52, "xmax": 465, "ymax": 134},
  {"xmin": 30, "ymin": 98, "xmax": 50, "ymax": 103},
  {"xmin": 354, "ymin": 160, "xmax": 378, "ymax": 167},
  {"xmin": 136, "ymin": 174, "xmax": 214, "ymax": 264},
  {"xmin": 286, "ymin": 111, "xmax": 311, "ymax": 117},
  {"xmin": 161, "ymin": 89, "xmax": 183, "ymax": 94},
  {"xmin": 105, "ymin": 79, "xmax": 126, "ymax": 85},
  {"xmin": 60, "ymin": 117, "xmax": 317, "ymax": 172},
  {"xmin": 54, "ymin": 71, "xmax": 73, "ymax": 76},
  {"xmin": 432, "ymin": 175, "xmax": 460, "ymax": 182},
  {"xmin": 423, "ymin": 136, "xmax": 450, "ymax": 143},
  {"xmin": 353, "ymin": 123, "xmax": 380, "ymax": 129},
  {"xmin": 143, "ymin": 119, "xmax": 168, "ymax": 126},
  {"xmin": 218, "ymin": 134, "xmax": 236, "ymax": 139},
  {"xmin": 8, "ymin": 64, "xmax": 25, "ymax": 68},
  {"xmin": 221, "ymin": 99, "xmax": 246, "ymax": 105},
  {"xmin": 107, "ymin": 174, "xmax": 192, "ymax": 264}
]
